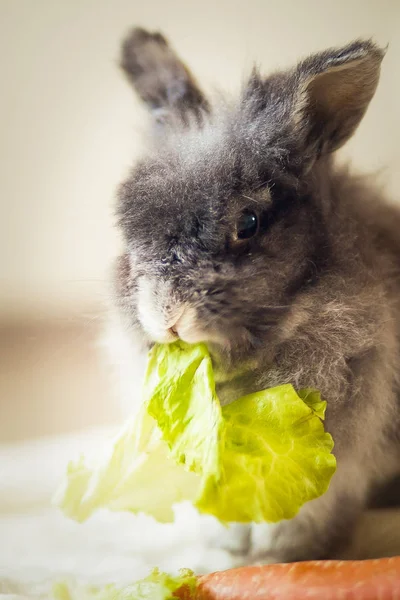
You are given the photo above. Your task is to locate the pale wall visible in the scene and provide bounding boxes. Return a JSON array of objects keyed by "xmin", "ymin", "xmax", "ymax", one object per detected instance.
[{"xmin": 0, "ymin": 0, "xmax": 399, "ymax": 320}]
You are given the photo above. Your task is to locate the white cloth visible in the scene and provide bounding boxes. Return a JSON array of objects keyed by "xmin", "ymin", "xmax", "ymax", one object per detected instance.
[{"xmin": 0, "ymin": 428, "xmax": 234, "ymax": 599}]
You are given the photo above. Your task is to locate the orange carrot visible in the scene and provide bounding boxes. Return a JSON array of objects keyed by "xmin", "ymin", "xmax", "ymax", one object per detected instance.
[{"xmin": 177, "ymin": 557, "xmax": 400, "ymax": 600}]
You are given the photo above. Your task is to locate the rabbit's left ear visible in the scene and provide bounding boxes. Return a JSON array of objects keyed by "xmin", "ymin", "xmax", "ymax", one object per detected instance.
[
  {"xmin": 120, "ymin": 28, "xmax": 210, "ymax": 128},
  {"xmin": 245, "ymin": 40, "xmax": 385, "ymax": 167},
  {"xmin": 294, "ymin": 40, "xmax": 385, "ymax": 155}
]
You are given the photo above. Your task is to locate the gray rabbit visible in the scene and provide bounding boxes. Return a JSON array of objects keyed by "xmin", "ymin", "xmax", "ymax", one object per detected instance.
[{"xmin": 110, "ymin": 28, "xmax": 400, "ymax": 562}]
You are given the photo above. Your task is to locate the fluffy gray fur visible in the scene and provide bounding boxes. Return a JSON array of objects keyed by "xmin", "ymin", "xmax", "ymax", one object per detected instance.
[{"xmin": 112, "ymin": 27, "xmax": 400, "ymax": 561}]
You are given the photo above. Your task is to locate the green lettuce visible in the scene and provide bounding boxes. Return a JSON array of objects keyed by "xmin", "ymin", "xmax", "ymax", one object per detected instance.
[
  {"xmin": 55, "ymin": 342, "xmax": 336, "ymax": 524},
  {"xmin": 53, "ymin": 568, "xmax": 196, "ymax": 600}
]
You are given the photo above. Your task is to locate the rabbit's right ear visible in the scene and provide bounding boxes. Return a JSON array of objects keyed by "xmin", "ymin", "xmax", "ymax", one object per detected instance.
[{"xmin": 120, "ymin": 28, "xmax": 210, "ymax": 128}]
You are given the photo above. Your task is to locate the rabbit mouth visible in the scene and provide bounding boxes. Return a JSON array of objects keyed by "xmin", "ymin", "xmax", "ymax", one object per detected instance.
[
  {"xmin": 139, "ymin": 298, "xmax": 230, "ymax": 346},
  {"xmin": 134, "ymin": 272, "xmax": 289, "ymax": 351},
  {"xmin": 134, "ymin": 273, "xmax": 228, "ymax": 346}
]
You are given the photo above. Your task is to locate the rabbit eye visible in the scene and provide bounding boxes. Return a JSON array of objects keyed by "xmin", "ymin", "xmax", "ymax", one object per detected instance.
[{"xmin": 236, "ymin": 210, "xmax": 259, "ymax": 240}]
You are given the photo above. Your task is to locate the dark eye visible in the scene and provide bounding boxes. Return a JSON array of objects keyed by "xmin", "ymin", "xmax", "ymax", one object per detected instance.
[{"xmin": 236, "ymin": 210, "xmax": 259, "ymax": 240}]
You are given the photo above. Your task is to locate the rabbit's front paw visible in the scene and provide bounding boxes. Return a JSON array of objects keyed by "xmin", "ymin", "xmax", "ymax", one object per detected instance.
[
  {"xmin": 208, "ymin": 522, "xmax": 284, "ymax": 567},
  {"xmin": 209, "ymin": 523, "xmax": 252, "ymax": 557}
]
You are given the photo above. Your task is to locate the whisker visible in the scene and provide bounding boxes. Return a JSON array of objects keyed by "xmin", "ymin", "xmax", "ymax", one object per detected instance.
[
  {"xmin": 258, "ymin": 305, "xmax": 290, "ymax": 312},
  {"xmin": 253, "ymin": 179, "xmax": 273, "ymax": 191},
  {"xmin": 62, "ymin": 279, "xmax": 109, "ymax": 283},
  {"xmin": 240, "ymin": 194, "xmax": 262, "ymax": 205}
]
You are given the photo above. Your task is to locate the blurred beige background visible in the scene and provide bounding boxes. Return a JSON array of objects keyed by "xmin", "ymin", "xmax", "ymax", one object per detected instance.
[{"xmin": 0, "ymin": 0, "xmax": 399, "ymax": 442}]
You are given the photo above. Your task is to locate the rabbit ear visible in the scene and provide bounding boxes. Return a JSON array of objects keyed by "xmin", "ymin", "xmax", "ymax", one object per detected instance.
[
  {"xmin": 293, "ymin": 39, "xmax": 385, "ymax": 156},
  {"xmin": 120, "ymin": 28, "xmax": 210, "ymax": 127},
  {"xmin": 244, "ymin": 40, "xmax": 385, "ymax": 171}
]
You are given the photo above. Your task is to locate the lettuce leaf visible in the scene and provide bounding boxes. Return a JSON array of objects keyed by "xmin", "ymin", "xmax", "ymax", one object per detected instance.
[
  {"xmin": 198, "ymin": 386, "xmax": 335, "ymax": 522},
  {"xmin": 54, "ymin": 406, "xmax": 199, "ymax": 524},
  {"xmin": 144, "ymin": 342, "xmax": 222, "ymax": 480},
  {"xmin": 53, "ymin": 568, "xmax": 196, "ymax": 600},
  {"xmin": 55, "ymin": 342, "xmax": 336, "ymax": 524}
]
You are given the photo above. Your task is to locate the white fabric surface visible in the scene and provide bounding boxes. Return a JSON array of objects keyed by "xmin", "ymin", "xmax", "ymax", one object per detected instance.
[
  {"xmin": 0, "ymin": 427, "xmax": 235, "ymax": 599},
  {"xmin": 1, "ymin": 427, "xmax": 400, "ymax": 599}
]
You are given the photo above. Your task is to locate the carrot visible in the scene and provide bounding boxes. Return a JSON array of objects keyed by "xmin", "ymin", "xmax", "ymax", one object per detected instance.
[{"xmin": 176, "ymin": 557, "xmax": 400, "ymax": 600}]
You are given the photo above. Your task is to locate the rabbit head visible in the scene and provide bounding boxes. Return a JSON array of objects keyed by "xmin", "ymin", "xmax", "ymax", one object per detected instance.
[{"xmin": 114, "ymin": 28, "xmax": 384, "ymax": 365}]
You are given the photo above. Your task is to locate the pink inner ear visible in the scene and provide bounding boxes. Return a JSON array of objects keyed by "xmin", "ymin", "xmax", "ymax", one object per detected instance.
[{"xmin": 297, "ymin": 48, "xmax": 383, "ymax": 154}]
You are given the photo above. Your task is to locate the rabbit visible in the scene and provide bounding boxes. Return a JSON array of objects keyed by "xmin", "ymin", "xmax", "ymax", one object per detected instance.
[{"xmin": 109, "ymin": 27, "xmax": 400, "ymax": 563}]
